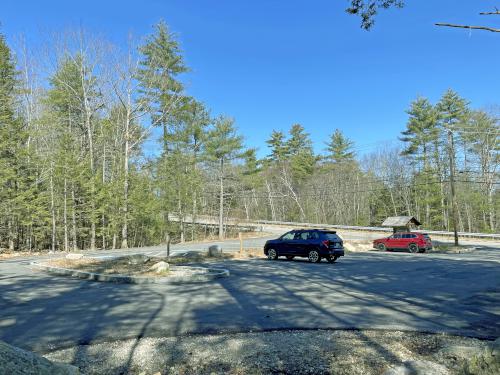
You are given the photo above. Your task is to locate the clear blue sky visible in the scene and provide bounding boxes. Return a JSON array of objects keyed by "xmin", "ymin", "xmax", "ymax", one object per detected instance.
[{"xmin": 2, "ymin": 0, "xmax": 499, "ymax": 158}]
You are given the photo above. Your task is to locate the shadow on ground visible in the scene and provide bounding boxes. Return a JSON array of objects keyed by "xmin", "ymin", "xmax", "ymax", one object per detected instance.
[{"xmin": 0, "ymin": 252, "xmax": 499, "ymax": 373}]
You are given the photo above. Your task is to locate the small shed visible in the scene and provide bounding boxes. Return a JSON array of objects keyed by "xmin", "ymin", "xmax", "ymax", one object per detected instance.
[{"xmin": 381, "ymin": 216, "xmax": 421, "ymax": 233}]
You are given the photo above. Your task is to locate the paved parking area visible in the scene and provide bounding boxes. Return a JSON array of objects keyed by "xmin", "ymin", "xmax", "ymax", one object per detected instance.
[{"xmin": 1, "ymin": 243, "xmax": 499, "ymax": 353}]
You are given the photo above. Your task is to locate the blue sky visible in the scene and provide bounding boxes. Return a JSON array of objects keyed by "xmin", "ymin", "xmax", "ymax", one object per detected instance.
[{"xmin": 2, "ymin": 0, "xmax": 499, "ymax": 158}]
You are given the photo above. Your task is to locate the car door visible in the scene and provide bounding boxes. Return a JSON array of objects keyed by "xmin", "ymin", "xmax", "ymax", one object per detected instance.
[
  {"xmin": 293, "ymin": 231, "xmax": 310, "ymax": 256},
  {"xmin": 401, "ymin": 233, "xmax": 412, "ymax": 248},
  {"xmin": 279, "ymin": 231, "xmax": 296, "ymax": 255},
  {"xmin": 387, "ymin": 233, "xmax": 401, "ymax": 249},
  {"xmin": 393, "ymin": 233, "xmax": 405, "ymax": 249}
]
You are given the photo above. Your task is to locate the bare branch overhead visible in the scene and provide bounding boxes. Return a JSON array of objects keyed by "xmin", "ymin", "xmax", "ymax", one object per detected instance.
[{"xmin": 435, "ymin": 23, "xmax": 500, "ymax": 33}]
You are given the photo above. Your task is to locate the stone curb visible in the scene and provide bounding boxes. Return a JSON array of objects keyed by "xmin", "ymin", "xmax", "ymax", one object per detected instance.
[{"xmin": 31, "ymin": 256, "xmax": 229, "ymax": 284}]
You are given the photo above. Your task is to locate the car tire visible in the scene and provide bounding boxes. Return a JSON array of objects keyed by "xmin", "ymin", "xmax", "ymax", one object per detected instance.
[
  {"xmin": 308, "ymin": 250, "xmax": 321, "ymax": 263},
  {"xmin": 408, "ymin": 243, "xmax": 419, "ymax": 253},
  {"xmin": 326, "ymin": 255, "xmax": 339, "ymax": 263},
  {"xmin": 286, "ymin": 255, "xmax": 294, "ymax": 260},
  {"xmin": 377, "ymin": 243, "xmax": 386, "ymax": 251},
  {"xmin": 267, "ymin": 248, "xmax": 278, "ymax": 260}
]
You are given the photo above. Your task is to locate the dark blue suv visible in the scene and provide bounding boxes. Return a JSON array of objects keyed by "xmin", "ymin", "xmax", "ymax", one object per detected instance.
[{"xmin": 264, "ymin": 229, "xmax": 345, "ymax": 263}]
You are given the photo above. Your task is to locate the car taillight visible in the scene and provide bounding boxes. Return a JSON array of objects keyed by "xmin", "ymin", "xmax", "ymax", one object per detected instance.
[{"xmin": 322, "ymin": 240, "xmax": 329, "ymax": 247}]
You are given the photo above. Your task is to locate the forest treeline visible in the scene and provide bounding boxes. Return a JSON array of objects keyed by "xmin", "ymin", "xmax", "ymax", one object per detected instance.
[{"xmin": 0, "ymin": 22, "xmax": 498, "ymax": 251}]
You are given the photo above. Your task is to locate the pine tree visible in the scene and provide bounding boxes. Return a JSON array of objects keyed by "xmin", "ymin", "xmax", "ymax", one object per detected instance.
[
  {"xmin": 325, "ymin": 129, "xmax": 356, "ymax": 163},
  {"xmin": 137, "ymin": 20, "xmax": 188, "ymax": 152},
  {"xmin": 265, "ymin": 130, "xmax": 288, "ymax": 162},
  {"xmin": 399, "ymin": 97, "xmax": 440, "ymax": 226},
  {"xmin": 0, "ymin": 32, "xmax": 29, "ymax": 250},
  {"xmin": 287, "ymin": 124, "xmax": 316, "ymax": 180},
  {"xmin": 205, "ymin": 116, "xmax": 244, "ymax": 239}
]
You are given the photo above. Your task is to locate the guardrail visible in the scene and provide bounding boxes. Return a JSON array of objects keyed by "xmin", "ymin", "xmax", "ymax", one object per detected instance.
[
  {"xmin": 167, "ymin": 214, "xmax": 500, "ymax": 241},
  {"xmin": 252, "ymin": 219, "xmax": 500, "ymax": 240}
]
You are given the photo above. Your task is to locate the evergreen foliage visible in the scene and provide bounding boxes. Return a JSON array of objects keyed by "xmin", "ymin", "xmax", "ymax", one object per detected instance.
[{"xmin": 0, "ymin": 24, "xmax": 498, "ymax": 252}]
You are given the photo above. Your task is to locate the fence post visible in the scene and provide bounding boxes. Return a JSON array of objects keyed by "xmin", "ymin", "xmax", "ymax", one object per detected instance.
[
  {"xmin": 239, "ymin": 232, "xmax": 243, "ymax": 255},
  {"xmin": 166, "ymin": 233, "xmax": 171, "ymax": 261}
]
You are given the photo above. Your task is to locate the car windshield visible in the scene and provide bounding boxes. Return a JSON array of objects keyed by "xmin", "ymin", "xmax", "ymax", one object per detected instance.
[{"xmin": 280, "ymin": 232, "xmax": 295, "ymax": 240}]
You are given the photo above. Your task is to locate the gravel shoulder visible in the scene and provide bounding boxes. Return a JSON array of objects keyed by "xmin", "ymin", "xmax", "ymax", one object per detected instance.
[{"xmin": 44, "ymin": 329, "xmax": 499, "ymax": 375}]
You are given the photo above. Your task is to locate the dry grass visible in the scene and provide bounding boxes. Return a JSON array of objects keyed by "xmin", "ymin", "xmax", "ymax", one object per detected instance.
[
  {"xmin": 0, "ymin": 250, "xmax": 46, "ymax": 260},
  {"xmin": 45, "ymin": 257, "xmax": 173, "ymax": 277},
  {"xmin": 231, "ymin": 248, "xmax": 265, "ymax": 259}
]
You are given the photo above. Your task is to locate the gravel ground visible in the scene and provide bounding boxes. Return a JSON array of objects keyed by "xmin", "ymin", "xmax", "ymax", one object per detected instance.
[{"xmin": 44, "ymin": 330, "xmax": 496, "ymax": 375}]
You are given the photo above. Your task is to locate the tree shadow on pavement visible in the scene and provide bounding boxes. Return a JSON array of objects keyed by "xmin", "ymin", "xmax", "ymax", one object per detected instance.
[{"xmin": 0, "ymin": 252, "xmax": 498, "ymax": 373}]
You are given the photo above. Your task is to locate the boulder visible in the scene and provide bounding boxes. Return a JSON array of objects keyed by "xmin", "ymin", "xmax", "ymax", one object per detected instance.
[
  {"xmin": 65, "ymin": 253, "xmax": 83, "ymax": 260},
  {"xmin": 128, "ymin": 254, "xmax": 150, "ymax": 265},
  {"xmin": 208, "ymin": 245, "xmax": 222, "ymax": 257},
  {"xmin": 489, "ymin": 337, "xmax": 500, "ymax": 355},
  {"xmin": 150, "ymin": 261, "xmax": 170, "ymax": 273},
  {"xmin": 0, "ymin": 340, "xmax": 79, "ymax": 375}
]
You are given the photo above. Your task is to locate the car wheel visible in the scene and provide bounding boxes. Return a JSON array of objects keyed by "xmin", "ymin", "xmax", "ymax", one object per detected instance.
[
  {"xmin": 267, "ymin": 248, "xmax": 278, "ymax": 260},
  {"xmin": 308, "ymin": 250, "xmax": 321, "ymax": 263},
  {"xmin": 377, "ymin": 243, "xmax": 386, "ymax": 251},
  {"xmin": 326, "ymin": 255, "xmax": 339, "ymax": 263},
  {"xmin": 408, "ymin": 243, "xmax": 419, "ymax": 253},
  {"xmin": 286, "ymin": 255, "xmax": 294, "ymax": 260}
]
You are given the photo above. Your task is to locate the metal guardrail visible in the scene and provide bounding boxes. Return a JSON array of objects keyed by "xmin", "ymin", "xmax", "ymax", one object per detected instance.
[
  {"xmin": 168, "ymin": 214, "xmax": 500, "ymax": 241},
  {"xmin": 251, "ymin": 219, "xmax": 500, "ymax": 240}
]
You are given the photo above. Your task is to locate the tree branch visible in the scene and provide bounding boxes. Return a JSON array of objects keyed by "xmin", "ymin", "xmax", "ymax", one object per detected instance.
[
  {"xmin": 435, "ymin": 23, "xmax": 500, "ymax": 33},
  {"xmin": 479, "ymin": 8, "xmax": 500, "ymax": 15}
]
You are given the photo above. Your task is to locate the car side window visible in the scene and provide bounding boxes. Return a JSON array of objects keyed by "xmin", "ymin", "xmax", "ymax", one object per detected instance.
[
  {"xmin": 299, "ymin": 232, "xmax": 309, "ymax": 240},
  {"xmin": 402, "ymin": 234, "xmax": 410, "ymax": 239},
  {"xmin": 281, "ymin": 232, "xmax": 295, "ymax": 240},
  {"xmin": 393, "ymin": 233, "xmax": 402, "ymax": 239},
  {"xmin": 310, "ymin": 231, "xmax": 319, "ymax": 239}
]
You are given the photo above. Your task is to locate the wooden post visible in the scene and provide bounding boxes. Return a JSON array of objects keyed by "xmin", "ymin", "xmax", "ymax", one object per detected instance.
[
  {"xmin": 239, "ymin": 232, "xmax": 243, "ymax": 255},
  {"xmin": 166, "ymin": 233, "xmax": 171, "ymax": 261}
]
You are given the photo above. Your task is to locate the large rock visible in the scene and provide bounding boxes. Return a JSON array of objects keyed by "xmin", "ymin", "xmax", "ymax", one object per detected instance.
[
  {"xmin": 208, "ymin": 245, "xmax": 222, "ymax": 257},
  {"xmin": 150, "ymin": 261, "xmax": 170, "ymax": 273},
  {"xmin": 0, "ymin": 340, "xmax": 78, "ymax": 375},
  {"xmin": 384, "ymin": 360, "xmax": 449, "ymax": 375},
  {"xmin": 127, "ymin": 254, "xmax": 150, "ymax": 265}
]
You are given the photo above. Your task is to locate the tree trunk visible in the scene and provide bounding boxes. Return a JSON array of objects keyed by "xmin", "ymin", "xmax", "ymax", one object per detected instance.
[
  {"xmin": 121, "ymin": 105, "xmax": 130, "ymax": 249},
  {"xmin": 265, "ymin": 179, "xmax": 276, "ymax": 221},
  {"xmin": 63, "ymin": 178, "xmax": 69, "ymax": 251},
  {"xmin": 49, "ymin": 168, "xmax": 56, "ymax": 252},
  {"xmin": 71, "ymin": 185, "xmax": 78, "ymax": 251},
  {"xmin": 219, "ymin": 158, "xmax": 224, "ymax": 239},
  {"xmin": 8, "ymin": 219, "xmax": 14, "ymax": 251},
  {"xmin": 447, "ymin": 129, "xmax": 459, "ymax": 246}
]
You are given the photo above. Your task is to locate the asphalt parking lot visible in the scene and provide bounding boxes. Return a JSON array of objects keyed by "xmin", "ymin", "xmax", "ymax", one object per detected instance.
[{"xmin": 1, "ymin": 241, "xmax": 499, "ymax": 353}]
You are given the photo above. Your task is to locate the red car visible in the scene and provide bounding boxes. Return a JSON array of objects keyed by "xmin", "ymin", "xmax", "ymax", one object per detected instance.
[{"xmin": 373, "ymin": 232, "xmax": 432, "ymax": 253}]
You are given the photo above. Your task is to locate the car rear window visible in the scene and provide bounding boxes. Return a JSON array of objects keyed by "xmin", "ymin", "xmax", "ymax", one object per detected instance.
[{"xmin": 323, "ymin": 232, "xmax": 340, "ymax": 241}]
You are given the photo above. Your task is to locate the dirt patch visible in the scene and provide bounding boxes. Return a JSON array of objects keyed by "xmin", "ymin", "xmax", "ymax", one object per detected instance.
[
  {"xmin": 45, "ymin": 256, "xmax": 191, "ymax": 277},
  {"xmin": 42, "ymin": 249, "xmax": 264, "ymax": 279},
  {"xmin": 342, "ymin": 240, "xmax": 375, "ymax": 252},
  {"xmin": 44, "ymin": 330, "xmax": 498, "ymax": 375}
]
